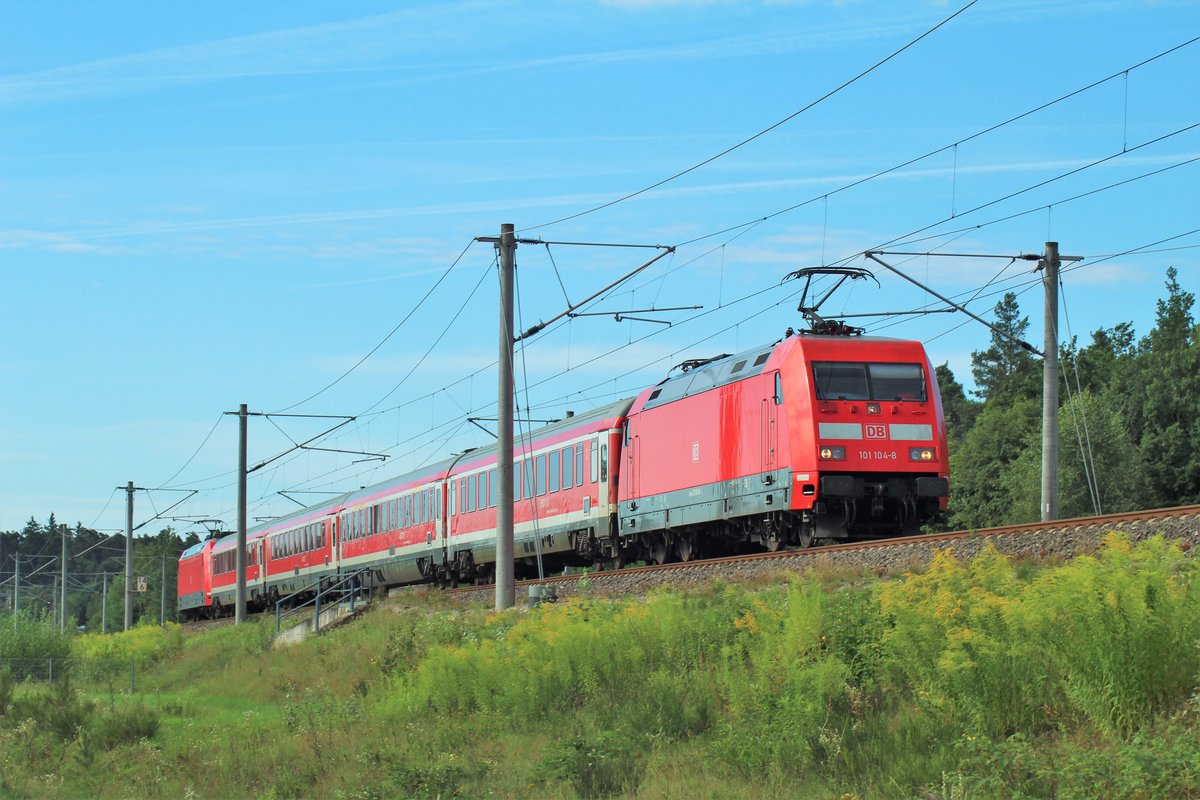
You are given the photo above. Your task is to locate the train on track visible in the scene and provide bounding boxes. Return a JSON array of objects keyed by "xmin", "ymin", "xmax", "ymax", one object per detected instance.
[{"xmin": 179, "ymin": 319, "xmax": 949, "ymax": 619}]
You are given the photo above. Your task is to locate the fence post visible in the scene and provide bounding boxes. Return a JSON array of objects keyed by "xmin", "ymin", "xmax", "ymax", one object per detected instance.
[
  {"xmin": 48, "ymin": 658, "xmax": 53, "ymax": 683},
  {"xmin": 314, "ymin": 591, "xmax": 321, "ymax": 633}
]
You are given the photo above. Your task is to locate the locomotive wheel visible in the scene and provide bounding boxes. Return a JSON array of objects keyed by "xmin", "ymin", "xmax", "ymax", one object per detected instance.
[
  {"xmin": 676, "ymin": 534, "xmax": 698, "ymax": 562},
  {"xmin": 764, "ymin": 532, "xmax": 785, "ymax": 552},
  {"xmin": 649, "ymin": 535, "xmax": 671, "ymax": 565},
  {"xmin": 797, "ymin": 524, "xmax": 815, "ymax": 549}
]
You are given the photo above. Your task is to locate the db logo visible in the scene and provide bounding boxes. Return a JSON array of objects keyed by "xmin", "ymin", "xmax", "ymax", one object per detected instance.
[{"xmin": 865, "ymin": 424, "xmax": 888, "ymax": 439}]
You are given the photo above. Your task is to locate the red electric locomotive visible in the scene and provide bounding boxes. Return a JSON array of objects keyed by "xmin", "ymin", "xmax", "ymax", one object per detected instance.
[{"xmin": 613, "ymin": 332, "xmax": 948, "ymax": 565}]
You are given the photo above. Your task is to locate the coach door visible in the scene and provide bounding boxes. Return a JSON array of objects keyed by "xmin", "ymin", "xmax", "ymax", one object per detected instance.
[
  {"xmin": 624, "ymin": 422, "xmax": 639, "ymax": 500},
  {"xmin": 332, "ymin": 516, "xmax": 341, "ymax": 567}
]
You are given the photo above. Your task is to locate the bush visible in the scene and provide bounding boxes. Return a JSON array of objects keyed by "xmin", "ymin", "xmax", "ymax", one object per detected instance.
[
  {"xmin": 0, "ymin": 610, "xmax": 71, "ymax": 678},
  {"xmin": 88, "ymin": 699, "xmax": 160, "ymax": 748},
  {"xmin": 71, "ymin": 621, "xmax": 183, "ymax": 666},
  {"xmin": 712, "ymin": 582, "xmax": 850, "ymax": 777},
  {"xmin": 1016, "ymin": 534, "xmax": 1200, "ymax": 737},
  {"xmin": 538, "ymin": 728, "xmax": 644, "ymax": 799}
]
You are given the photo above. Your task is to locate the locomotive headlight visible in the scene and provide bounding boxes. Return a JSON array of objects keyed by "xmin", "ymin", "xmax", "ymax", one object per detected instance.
[
  {"xmin": 819, "ymin": 446, "xmax": 846, "ymax": 461},
  {"xmin": 909, "ymin": 447, "xmax": 936, "ymax": 462}
]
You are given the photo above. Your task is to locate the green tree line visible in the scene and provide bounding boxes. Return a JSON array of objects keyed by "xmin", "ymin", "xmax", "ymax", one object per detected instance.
[
  {"xmin": 0, "ymin": 516, "xmax": 200, "ymax": 631},
  {"xmin": 938, "ymin": 266, "xmax": 1199, "ymax": 528}
]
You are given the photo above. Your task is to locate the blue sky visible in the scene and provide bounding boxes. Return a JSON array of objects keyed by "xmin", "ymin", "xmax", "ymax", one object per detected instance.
[{"xmin": 2, "ymin": 0, "xmax": 1197, "ymax": 536}]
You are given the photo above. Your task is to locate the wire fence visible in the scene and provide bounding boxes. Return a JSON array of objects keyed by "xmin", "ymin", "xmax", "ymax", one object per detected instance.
[{"xmin": 0, "ymin": 658, "xmax": 139, "ymax": 692}]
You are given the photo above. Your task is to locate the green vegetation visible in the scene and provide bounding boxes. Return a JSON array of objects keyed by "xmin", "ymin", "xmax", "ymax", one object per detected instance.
[
  {"xmin": 1, "ymin": 518, "xmax": 195, "ymax": 631},
  {"xmin": 1, "ymin": 532, "xmax": 1198, "ymax": 798},
  {"xmin": 941, "ymin": 267, "xmax": 1199, "ymax": 528}
]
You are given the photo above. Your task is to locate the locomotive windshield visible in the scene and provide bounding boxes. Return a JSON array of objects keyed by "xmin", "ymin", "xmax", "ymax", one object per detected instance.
[{"xmin": 813, "ymin": 362, "xmax": 926, "ymax": 402}]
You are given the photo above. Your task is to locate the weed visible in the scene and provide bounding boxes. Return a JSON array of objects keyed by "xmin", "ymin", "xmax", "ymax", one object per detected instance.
[{"xmin": 538, "ymin": 728, "xmax": 644, "ymax": 799}]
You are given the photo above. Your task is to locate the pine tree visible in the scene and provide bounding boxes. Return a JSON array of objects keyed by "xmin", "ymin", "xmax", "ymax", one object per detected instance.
[{"xmin": 970, "ymin": 293, "xmax": 1040, "ymax": 402}]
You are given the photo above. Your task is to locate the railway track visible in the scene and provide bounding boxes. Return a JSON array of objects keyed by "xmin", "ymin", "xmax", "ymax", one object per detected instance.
[{"xmin": 443, "ymin": 504, "xmax": 1200, "ymax": 603}]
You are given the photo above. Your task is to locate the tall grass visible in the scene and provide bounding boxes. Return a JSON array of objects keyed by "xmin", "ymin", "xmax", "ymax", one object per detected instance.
[{"xmin": 1, "ymin": 532, "xmax": 1198, "ymax": 799}]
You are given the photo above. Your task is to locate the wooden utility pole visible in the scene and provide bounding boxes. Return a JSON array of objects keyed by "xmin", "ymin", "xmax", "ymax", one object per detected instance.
[
  {"xmin": 1040, "ymin": 242, "xmax": 1060, "ymax": 522},
  {"xmin": 125, "ymin": 480, "xmax": 134, "ymax": 631},
  {"xmin": 495, "ymin": 224, "xmax": 516, "ymax": 611}
]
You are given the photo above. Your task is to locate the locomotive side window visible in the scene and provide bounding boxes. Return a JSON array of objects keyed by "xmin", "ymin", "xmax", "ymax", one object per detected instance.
[{"xmin": 774, "ymin": 372, "xmax": 784, "ymax": 405}]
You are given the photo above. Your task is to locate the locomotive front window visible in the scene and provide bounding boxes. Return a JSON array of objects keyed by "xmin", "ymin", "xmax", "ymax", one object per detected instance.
[
  {"xmin": 813, "ymin": 362, "xmax": 926, "ymax": 402},
  {"xmin": 813, "ymin": 363, "xmax": 869, "ymax": 400},
  {"xmin": 868, "ymin": 363, "xmax": 926, "ymax": 401}
]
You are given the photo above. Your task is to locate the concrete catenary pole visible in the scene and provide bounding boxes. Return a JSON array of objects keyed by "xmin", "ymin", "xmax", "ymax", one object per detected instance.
[
  {"xmin": 1041, "ymin": 242, "xmax": 1060, "ymax": 522},
  {"xmin": 160, "ymin": 552, "xmax": 167, "ymax": 626},
  {"xmin": 236, "ymin": 403, "xmax": 248, "ymax": 624},
  {"xmin": 60, "ymin": 525, "xmax": 68, "ymax": 630},
  {"xmin": 495, "ymin": 224, "xmax": 516, "ymax": 611},
  {"xmin": 125, "ymin": 480, "xmax": 134, "ymax": 631}
]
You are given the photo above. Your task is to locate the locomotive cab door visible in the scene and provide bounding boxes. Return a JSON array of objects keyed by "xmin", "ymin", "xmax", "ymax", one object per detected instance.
[{"xmin": 761, "ymin": 371, "xmax": 781, "ymax": 482}]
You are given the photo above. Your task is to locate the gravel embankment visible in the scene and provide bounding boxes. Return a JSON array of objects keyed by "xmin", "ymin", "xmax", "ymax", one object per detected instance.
[{"xmin": 435, "ymin": 511, "xmax": 1200, "ymax": 605}]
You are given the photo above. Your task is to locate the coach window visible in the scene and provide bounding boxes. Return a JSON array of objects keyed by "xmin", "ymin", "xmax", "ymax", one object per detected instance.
[
  {"xmin": 421, "ymin": 490, "xmax": 428, "ymax": 523},
  {"xmin": 489, "ymin": 469, "xmax": 497, "ymax": 508},
  {"xmin": 523, "ymin": 459, "xmax": 534, "ymax": 499},
  {"xmin": 561, "ymin": 447, "xmax": 573, "ymax": 488},
  {"xmin": 549, "ymin": 450, "xmax": 560, "ymax": 493},
  {"xmin": 466, "ymin": 474, "xmax": 476, "ymax": 512},
  {"xmin": 536, "ymin": 455, "xmax": 547, "ymax": 496},
  {"xmin": 435, "ymin": 487, "xmax": 442, "ymax": 519},
  {"xmin": 576, "ymin": 443, "xmax": 584, "ymax": 487},
  {"xmin": 600, "ymin": 444, "xmax": 608, "ymax": 482},
  {"xmin": 591, "ymin": 439, "xmax": 599, "ymax": 483}
]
